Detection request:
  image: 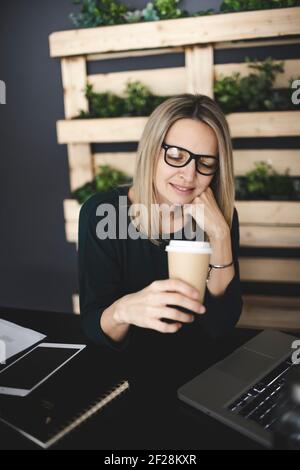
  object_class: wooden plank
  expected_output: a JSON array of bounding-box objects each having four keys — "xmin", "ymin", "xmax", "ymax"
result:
[
  {"xmin": 87, "ymin": 58, "xmax": 299, "ymax": 98},
  {"xmin": 87, "ymin": 47, "xmax": 184, "ymax": 61},
  {"xmin": 185, "ymin": 45, "xmax": 214, "ymax": 97},
  {"xmin": 63, "ymin": 199, "xmax": 81, "ymax": 222},
  {"xmin": 243, "ymin": 295, "xmax": 300, "ymax": 308},
  {"xmin": 61, "ymin": 57, "xmax": 88, "ymax": 119},
  {"xmin": 65, "ymin": 221, "xmax": 78, "ymax": 244},
  {"xmin": 49, "ymin": 7, "xmax": 300, "ymax": 57},
  {"xmin": 88, "ymin": 68, "xmax": 184, "ymax": 96},
  {"xmin": 94, "ymin": 152, "xmax": 136, "ymax": 176},
  {"xmin": 238, "ymin": 295, "xmax": 300, "ymax": 331},
  {"xmin": 239, "ymin": 258, "xmax": 300, "ymax": 283},
  {"xmin": 228, "ymin": 111, "xmax": 300, "ymax": 138},
  {"xmin": 237, "ymin": 297, "xmax": 300, "ymax": 331},
  {"xmin": 215, "ymin": 37, "xmax": 300, "ymax": 50},
  {"xmin": 215, "ymin": 59, "xmax": 300, "ymax": 89},
  {"xmin": 72, "ymin": 294, "xmax": 80, "ymax": 315},
  {"xmin": 57, "ymin": 117, "xmax": 146, "ymax": 144},
  {"xmin": 234, "ymin": 149, "xmax": 300, "ymax": 176},
  {"xmin": 235, "ymin": 201, "xmax": 300, "ymax": 225},
  {"xmin": 240, "ymin": 226, "xmax": 300, "ymax": 248},
  {"xmin": 57, "ymin": 111, "xmax": 300, "ymax": 144},
  {"xmin": 238, "ymin": 310, "xmax": 300, "ymax": 331},
  {"xmin": 67, "ymin": 144, "xmax": 93, "ymax": 190}
]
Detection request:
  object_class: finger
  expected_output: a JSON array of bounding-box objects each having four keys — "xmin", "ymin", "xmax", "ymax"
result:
[
  {"xmin": 150, "ymin": 319, "xmax": 182, "ymax": 334},
  {"xmin": 159, "ymin": 293, "xmax": 205, "ymax": 314},
  {"xmin": 151, "ymin": 279, "xmax": 200, "ymax": 300},
  {"xmin": 159, "ymin": 307, "xmax": 195, "ymax": 323}
]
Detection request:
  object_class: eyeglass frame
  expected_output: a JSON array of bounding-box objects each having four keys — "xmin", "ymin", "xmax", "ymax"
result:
[{"xmin": 161, "ymin": 142, "xmax": 219, "ymax": 176}]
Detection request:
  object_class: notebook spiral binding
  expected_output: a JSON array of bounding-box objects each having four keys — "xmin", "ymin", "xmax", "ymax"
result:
[{"xmin": 46, "ymin": 379, "xmax": 129, "ymax": 448}]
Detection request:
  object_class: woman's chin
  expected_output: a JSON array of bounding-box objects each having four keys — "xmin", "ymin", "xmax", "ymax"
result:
[
  {"xmin": 157, "ymin": 186, "xmax": 195, "ymax": 206},
  {"xmin": 168, "ymin": 195, "xmax": 194, "ymax": 207}
]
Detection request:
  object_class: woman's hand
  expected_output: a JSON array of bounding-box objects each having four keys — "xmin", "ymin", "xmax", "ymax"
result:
[
  {"xmin": 185, "ymin": 187, "xmax": 229, "ymax": 241},
  {"xmin": 112, "ymin": 279, "xmax": 206, "ymax": 334}
]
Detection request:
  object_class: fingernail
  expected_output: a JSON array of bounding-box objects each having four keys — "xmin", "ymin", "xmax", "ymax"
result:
[{"xmin": 200, "ymin": 306, "xmax": 206, "ymax": 314}]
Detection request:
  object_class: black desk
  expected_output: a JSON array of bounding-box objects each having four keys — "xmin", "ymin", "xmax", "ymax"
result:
[{"xmin": 0, "ymin": 306, "xmax": 265, "ymax": 450}]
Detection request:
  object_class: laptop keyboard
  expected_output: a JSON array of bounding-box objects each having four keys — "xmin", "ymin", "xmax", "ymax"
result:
[{"xmin": 228, "ymin": 357, "xmax": 295, "ymax": 430}]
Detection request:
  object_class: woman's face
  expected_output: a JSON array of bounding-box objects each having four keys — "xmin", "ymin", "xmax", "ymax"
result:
[{"xmin": 154, "ymin": 118, "xmax": 218, "ymax": 206}]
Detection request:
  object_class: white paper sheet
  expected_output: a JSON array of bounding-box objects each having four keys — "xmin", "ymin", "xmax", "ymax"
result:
[{"xmin": 0, "ymin": 319, "xmax": 46, "ymax": 364}]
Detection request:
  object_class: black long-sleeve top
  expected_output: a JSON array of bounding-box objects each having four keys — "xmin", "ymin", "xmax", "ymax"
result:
[{"xmin": 78, "ymin": 185, "xmax": 243, "ymax": 352}]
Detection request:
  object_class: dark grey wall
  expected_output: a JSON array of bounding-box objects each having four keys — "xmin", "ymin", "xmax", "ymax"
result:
[
  {"xmin": 0, "ymin": 1, "xmax": 298, "ymax": 314},
  {"xmin": 0, "ymin": 0, "xmax": 223, "ymax": 314}
]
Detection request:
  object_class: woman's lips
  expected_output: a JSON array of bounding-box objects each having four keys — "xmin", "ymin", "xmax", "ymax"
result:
[{"xmin": 170, "ymin": 183, "xmax": 195, "ymax": 195}]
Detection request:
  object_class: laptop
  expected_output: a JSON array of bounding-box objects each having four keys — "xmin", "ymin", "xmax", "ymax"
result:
[{"xmin": 177, "ymin": 329, "xmax": 299, "ymax": 448}]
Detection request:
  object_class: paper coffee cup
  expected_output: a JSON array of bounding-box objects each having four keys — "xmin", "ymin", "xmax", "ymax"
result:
[{"xmin": 165, "ymin": 240, "xmax": 212, "ymax": 303}]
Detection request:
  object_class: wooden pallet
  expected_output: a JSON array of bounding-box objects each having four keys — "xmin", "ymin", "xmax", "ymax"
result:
[
  {"xmin": 238, "ymin": 295, "xmax": 300, "ymax": 331},
  {"xmin": 49, "ymin": 7, "xmax": 300, "ymax": 323}
]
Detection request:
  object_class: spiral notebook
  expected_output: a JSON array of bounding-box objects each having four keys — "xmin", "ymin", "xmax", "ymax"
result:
[
  {"xmin": 0, "ymin": 348, "xmax": 129, "ymax": 449},
  {"xmin": 0, "ymin": 380, "xmax": 129, "ymax": 449}
]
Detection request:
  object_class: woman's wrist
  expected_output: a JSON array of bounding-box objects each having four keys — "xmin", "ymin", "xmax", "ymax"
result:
[
  {"xmin": 100, "ymin": 299, "xmax": 130, "ymax": 343},
  {"xmin": 208, "ymin": 224, "xmax": 230, "ymax": 243},
  {"xmin": 112, "ymin": 298, "xmax": 129, "ymax": 326}
]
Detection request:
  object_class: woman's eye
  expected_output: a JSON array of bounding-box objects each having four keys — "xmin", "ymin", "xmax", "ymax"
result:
[
  {"xmin": 167, "ymin": 153, "xmax": 186, "ymax": 161},
  {"xmin": 200, "ymin": 159, "xmax": 214, "ymax": 168},
  {"xmin": 201, "ymin": 162, "xmax": 213, "ymax": 168}
]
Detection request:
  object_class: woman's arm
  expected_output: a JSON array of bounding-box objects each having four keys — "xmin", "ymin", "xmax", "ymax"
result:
[
  {"xmin": 197, "ymin": 207, "xmax": 243, "ymax": 338},
  {"xmin": 78, "ymin": 192, "xmax": 129, "ymax": 351},
  {"xmin": 79, "ymin": 193, "xmax": 206, "ymax": 350},
  {"xmin": 206, "ymin": 225, "xmax": 235, "ymax": 297},
  {"xmin": 100, "ymin": 279, "xmax": 206, "ymax": 343},
  {"xmin": 100, "ymin": 302, "xmax": 130, "ymax": 343}
]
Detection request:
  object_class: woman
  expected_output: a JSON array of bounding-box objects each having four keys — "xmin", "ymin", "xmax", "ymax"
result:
[{"xmin": 78, "ymin": 94, "xmax": 243, "ymax": 351}]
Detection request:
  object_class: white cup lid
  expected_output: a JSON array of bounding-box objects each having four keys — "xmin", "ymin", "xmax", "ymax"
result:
[{"xmin": 165, "ymin": 240, "xmax": 212, "ymax": 254}]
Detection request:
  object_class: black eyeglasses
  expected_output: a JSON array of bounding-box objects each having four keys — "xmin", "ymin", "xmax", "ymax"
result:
[{"xmin": 162, "ymin": 142, "xmax": 219, "ymax": 176}]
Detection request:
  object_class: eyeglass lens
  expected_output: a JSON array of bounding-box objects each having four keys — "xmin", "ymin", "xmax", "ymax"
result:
[{"xmin": 165, "ymin": 147, "xmax": 218, "ymax": 175}]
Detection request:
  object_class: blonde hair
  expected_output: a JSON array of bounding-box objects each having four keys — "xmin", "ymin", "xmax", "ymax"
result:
[{"xmin": 131, "ymin": 93, "xmax": 235, "ymax": 242}]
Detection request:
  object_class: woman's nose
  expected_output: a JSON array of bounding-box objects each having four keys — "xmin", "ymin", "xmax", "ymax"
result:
[{"xmin": 178, "ymin": 159, "xmax": 196, "ymax": 181}]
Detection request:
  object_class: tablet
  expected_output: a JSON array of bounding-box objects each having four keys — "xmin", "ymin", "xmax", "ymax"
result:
[{"xmin": 0, "ymin": 343, "xmax": 86, "ymax": 397}]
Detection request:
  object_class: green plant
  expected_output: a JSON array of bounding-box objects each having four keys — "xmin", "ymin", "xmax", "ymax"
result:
[
  {"xmin": 70, "ymin": 0, "xmax": 128, "ymax": 28},
  {"xmin": 214, "ymin": 57, "xmax": 297, "ymax": 113},
  {"xmin": 235, "ymin": 161, "xmax": 298, "ymax": 200},
  {"xmin": 72, "ymin": 165, "xmax": 132, "ymax": 203},
  {"xmin": 69, "ymin": 0, "xmax": 188, "ymax": 27},
  {"xmin": 71, "ymin": 181, "xmax": 95, "ymax": 204},
  {"xmin": 142, "ymin": 2, "xmax": 160, "ymax": 21},
  {"xmin": 192, "ymin": 8, "xmax": 216, "ymax": 16},
  {"xmin": 214, "ymin": 73, "xmax": 243, "ymax": 113},
  {"xmin": 141, "ymin": 3, "xmax": 160, "ymax": 21},
  {"xmin": 151, "ymin": 0, "xmax": 186, "ymax": 20},
  {"xmin": 123, "ymin": 80, "xmax": 166, "ymax": 116},
  {"xmin": 123, "ymin": 9, "xmax": 144, "ymax": 23},
  {"xmin": 79, "ymin": 81, "xmax": 167, "ymax": 118},
  {"xmin": 220, "ymin": 0, "xmax": 300, "ymax": 13},
  {"xmin": 79, "ymin": 84, "xmax": 125, "ymax": 118},
  {"xmin": 246, "ymin": 161, "xmax": 274, "ymax": 196},
  {"xmin": 70, "ymin": 0, "xmax": 300, "ymax": 28}
]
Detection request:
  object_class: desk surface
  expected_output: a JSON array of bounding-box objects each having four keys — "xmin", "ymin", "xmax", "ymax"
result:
[{"xmin": 0, "ymin": 306, "xmax": 265, "ymax": 450}]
